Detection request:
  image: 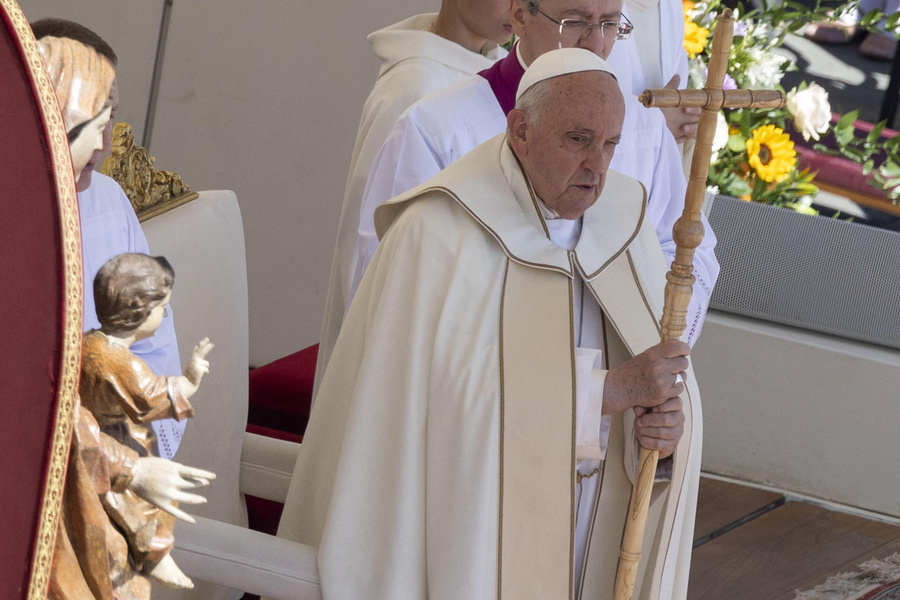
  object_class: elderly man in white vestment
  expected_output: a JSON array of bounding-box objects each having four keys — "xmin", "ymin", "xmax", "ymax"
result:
[
  {"xmin": 316, "ymin": 1, "xmax": 512, "ymax": 391},
  {"xmin": 323, "ymin": 0, "xmax": 719, "ymax": 379},
  {"xmin": 277, "ymin": 50, "xmax": 702, "ymax": 600}
]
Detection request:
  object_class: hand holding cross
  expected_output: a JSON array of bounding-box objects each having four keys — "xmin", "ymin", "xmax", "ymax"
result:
[{"xmin": 612, "ymin": 9, "xmax": 785, "ymax": 600}]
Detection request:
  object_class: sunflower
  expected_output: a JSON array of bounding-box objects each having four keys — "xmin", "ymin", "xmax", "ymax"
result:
[
  {"xmin": 683, "ymin": 20, "xmax": 709, "ymax": 58},
  {"xmin": 746, "ymin": 124, "xmax": 796, "ymax": 183}
]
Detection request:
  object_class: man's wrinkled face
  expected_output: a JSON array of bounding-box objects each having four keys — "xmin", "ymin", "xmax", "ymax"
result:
[
  {"xmin": 512, "ymin": 0, "xmax": 624, "ymax": 66},
  {"xmin": 508, "ymin": 71, "xmax": 624, "ymax": 220},
  {"xmin": 77, "ymin": 79, "xmax": 118, "ymax": 192},
  {"xmin": 70, "ymin": 105, "xmax": 112, "ymax": 188}
]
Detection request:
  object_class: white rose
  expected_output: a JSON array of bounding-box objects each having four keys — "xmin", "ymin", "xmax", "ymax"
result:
[{"xmin": 786, "ymin": 83, "xmax": 832, "ymax": 142}]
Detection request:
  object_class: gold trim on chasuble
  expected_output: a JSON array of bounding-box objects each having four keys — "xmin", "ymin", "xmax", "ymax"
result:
[
  {"xmin": 498, "ymin": 258, "xmax": 576, "ymax": 600},
  {"xmin": 511, "ymin": 138, "xmax": 552, "ymax": 241},
  {"xmin": 2, "ymin": 1, "xmax": 85, "ymax": 598},
  {"xmin": 424, "ymin": 185, "xmax": 573, "ymax": 276}
]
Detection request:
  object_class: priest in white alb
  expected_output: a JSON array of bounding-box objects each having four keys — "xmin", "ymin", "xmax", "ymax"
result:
[
  {"xmin": 276, "ymin": 49, "xmax": 702, "ymax": 600},
  {"xmin": 316, "ymin": 1, "xmax": 511, "ymax": 391}
]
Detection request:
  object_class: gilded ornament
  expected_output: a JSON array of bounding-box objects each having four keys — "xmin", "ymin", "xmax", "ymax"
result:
[{"xmin": 101, "ymin": 123, "xmax": 198, "ymax": 221}]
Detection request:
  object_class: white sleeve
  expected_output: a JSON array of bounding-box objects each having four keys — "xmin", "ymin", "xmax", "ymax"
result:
[
  {"xmin": 575, "ymin": 348, "xmax": 609, "ymax": 461},
  {"xmin": 672, "ymin": 3, "xmax": 689, "ymax": 88},
  {"xmin": 643, "ymin": 122, "xmax": 720, "ymax": 347},
  {"xmin": 350, "ymin": 112, "xmax": 448, "ymax": 311}
]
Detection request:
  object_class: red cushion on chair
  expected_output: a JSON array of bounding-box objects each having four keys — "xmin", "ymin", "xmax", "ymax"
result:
[
  {"xmin": 247, "ymin": 344, "xmax": 318, "ymax": 438},
  {"xmin": 244, "ymin": 423, "xmax": 303, "ymax": 444},
  {"xmin": 244, "ymin": 494, "xmax": 285, "ymax": 538}
]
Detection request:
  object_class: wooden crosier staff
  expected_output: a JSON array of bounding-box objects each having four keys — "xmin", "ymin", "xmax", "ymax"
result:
[{"xmin": 611, "ymin": 9, "xmax": 785, "ymax": 599}]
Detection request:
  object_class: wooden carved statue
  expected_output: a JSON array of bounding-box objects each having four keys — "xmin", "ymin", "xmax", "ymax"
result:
[
  {"xmin": 78, "ymin": 253, "xmax": 214, "ymax": 594},
  {"xmin": 36, "ymin": 36, "xmax": 216, "ymax": 600},
  {"xmin": 53, "ymin": 401, "xmax": 215, "ymax": 600}
]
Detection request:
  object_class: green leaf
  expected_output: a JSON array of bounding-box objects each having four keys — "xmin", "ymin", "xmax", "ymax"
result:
[
  {"xmin": 794, "ymin": 183, "xmax": 820, "ymax": 196},
  {"xmin": 880, "ymin": 160, "xmax": 900, "ymax": 176},
  {"xmin": 884, "ymin": 137, "xmax": 900, "ymax": 153},
  {"xmin": 836, "ymin": 110, "xmax": 860, "ymax": 130},
  {"xmin": 862, "ymin": 159, "xmax": 875, "ymax": 175},
  {"xmin": 835, "ymin": 125, "xmax": 857, "ymax": 148},
  {"xmin": 867, "ymin": 121, "xmax": 887, "ymax": 144},
  {"xmin": 727, "ymin": 133, "xmax": 748, "ymax": 153},
  {"xmin": 724, "ymin": 177, "xmax": 753, "ymax": 198}
]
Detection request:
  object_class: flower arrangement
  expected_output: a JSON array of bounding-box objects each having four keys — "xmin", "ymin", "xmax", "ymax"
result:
[{"xmin": 683, "ymin": 0, "xmax": 900, "ymax": 213}]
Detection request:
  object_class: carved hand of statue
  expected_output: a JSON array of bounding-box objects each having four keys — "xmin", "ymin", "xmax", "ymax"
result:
[
  {"xmin": 185, "ymin": 337, "xmax": 213, "ymax": 385},
  {"xmin": 129, "ymin": 456, "xmax": 216, "ymax": 524}
]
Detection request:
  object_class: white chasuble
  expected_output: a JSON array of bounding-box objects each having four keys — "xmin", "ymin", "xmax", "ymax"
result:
[{"xmin": 278, "ymin": 134, "xmax": 702, "ymax": 600}]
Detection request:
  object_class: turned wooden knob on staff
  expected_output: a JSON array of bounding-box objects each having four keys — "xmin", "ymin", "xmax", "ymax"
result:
[{"xmin": 612, "ymin": 9, "xmax": 784, "ymax": 599}]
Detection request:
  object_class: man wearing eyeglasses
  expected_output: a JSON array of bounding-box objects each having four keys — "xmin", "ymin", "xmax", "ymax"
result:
[{"xmin": 317, "ymin": 0, "xmax": 719, "ymax": 380}]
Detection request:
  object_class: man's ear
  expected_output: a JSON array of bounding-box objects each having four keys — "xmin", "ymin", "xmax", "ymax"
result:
[
  {"xmin": 510, "ymin": 0, "xmax": 527, "ymax": 38},
  {"xmin": 507, "ymin": 108, "xmax": 529, "ymax": 156}
]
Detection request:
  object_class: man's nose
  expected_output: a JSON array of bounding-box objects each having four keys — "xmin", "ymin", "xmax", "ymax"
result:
[
  {"xmin": 578, "ymin": 27, "xmax": 614, "ymax": 59},
  {"xmin": 583, "ymin": 146, "xmax": 610, "ymax": 173}
]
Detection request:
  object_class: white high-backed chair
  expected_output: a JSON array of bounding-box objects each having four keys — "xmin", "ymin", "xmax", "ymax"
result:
[{"xmin": 141, "ymin": 190, "xmax": 321, "ymax": 600}]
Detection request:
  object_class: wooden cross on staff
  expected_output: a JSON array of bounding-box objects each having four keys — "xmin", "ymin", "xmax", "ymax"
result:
[{"xmin": 612, "ymin": 9, "xmax": 785, "ymax": 600}]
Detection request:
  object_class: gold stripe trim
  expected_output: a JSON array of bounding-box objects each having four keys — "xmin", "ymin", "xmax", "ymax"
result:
[
  {"xmin": 579, "ymin": 181, "xmax": 647, "ymax": 281},
  {"xmin": 567, "ymin": 256, "xmax": 577, "ymax": 599},
  {"xmin": 625, "ymin": 249, "xmax": 663, "ymax": 338},
  {"xmin": 137, "ymin": 192, "xmax": 199, "ymax": 222},
  {"xmin": 496, "ymin": 259, "xmax": 509, "ymax": 600},
  {"xmin": 422, "ymin": 185, "xmax": 573, "ymax": 277},
  {"xmin": 512, "ymin": 142, "xmax": 551, "ymax": 240}
]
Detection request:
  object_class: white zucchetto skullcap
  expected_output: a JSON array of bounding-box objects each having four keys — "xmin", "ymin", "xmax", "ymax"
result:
[{"xmin": 516, "ymin": 48, "xmax": 618, "ymax": 101}]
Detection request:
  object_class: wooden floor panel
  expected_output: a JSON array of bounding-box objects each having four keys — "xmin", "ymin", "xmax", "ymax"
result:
[
  {"xmin": 689, "ymin": 478, "xmax": 900, "ymax": 600},
  {"xmin": 693, "ymin": 477, "xmax": 784, "ymax": 541}
]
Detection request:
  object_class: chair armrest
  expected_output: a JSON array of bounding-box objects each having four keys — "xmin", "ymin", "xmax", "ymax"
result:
[
  {"xmin": 240, "ymin": 432, "xmax": 301, "ymax": 502},
  {"xmin": 172, "ymin": 516, "xmax": 321, "ymax": 600}
]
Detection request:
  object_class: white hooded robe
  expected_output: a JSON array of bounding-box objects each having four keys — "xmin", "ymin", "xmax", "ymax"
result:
[{"xmin": 316, "ymin": 14, "xmax": 506, "ymax": 392}]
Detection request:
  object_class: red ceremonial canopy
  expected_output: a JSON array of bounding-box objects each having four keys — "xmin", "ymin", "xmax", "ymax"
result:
[{"xmin": 0, "ymin": 1, "xmax": 83, "ymax": 598}]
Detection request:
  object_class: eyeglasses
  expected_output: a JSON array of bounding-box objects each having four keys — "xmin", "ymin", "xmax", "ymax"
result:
[{"xmin": 535, "ymin": 9, "xmax": 634, "ymax": 42}]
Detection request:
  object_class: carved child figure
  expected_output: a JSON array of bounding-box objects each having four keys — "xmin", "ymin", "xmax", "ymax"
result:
[{"xmin": 79, "ymin": 252, "xmax": 214, "ymax": 589}]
